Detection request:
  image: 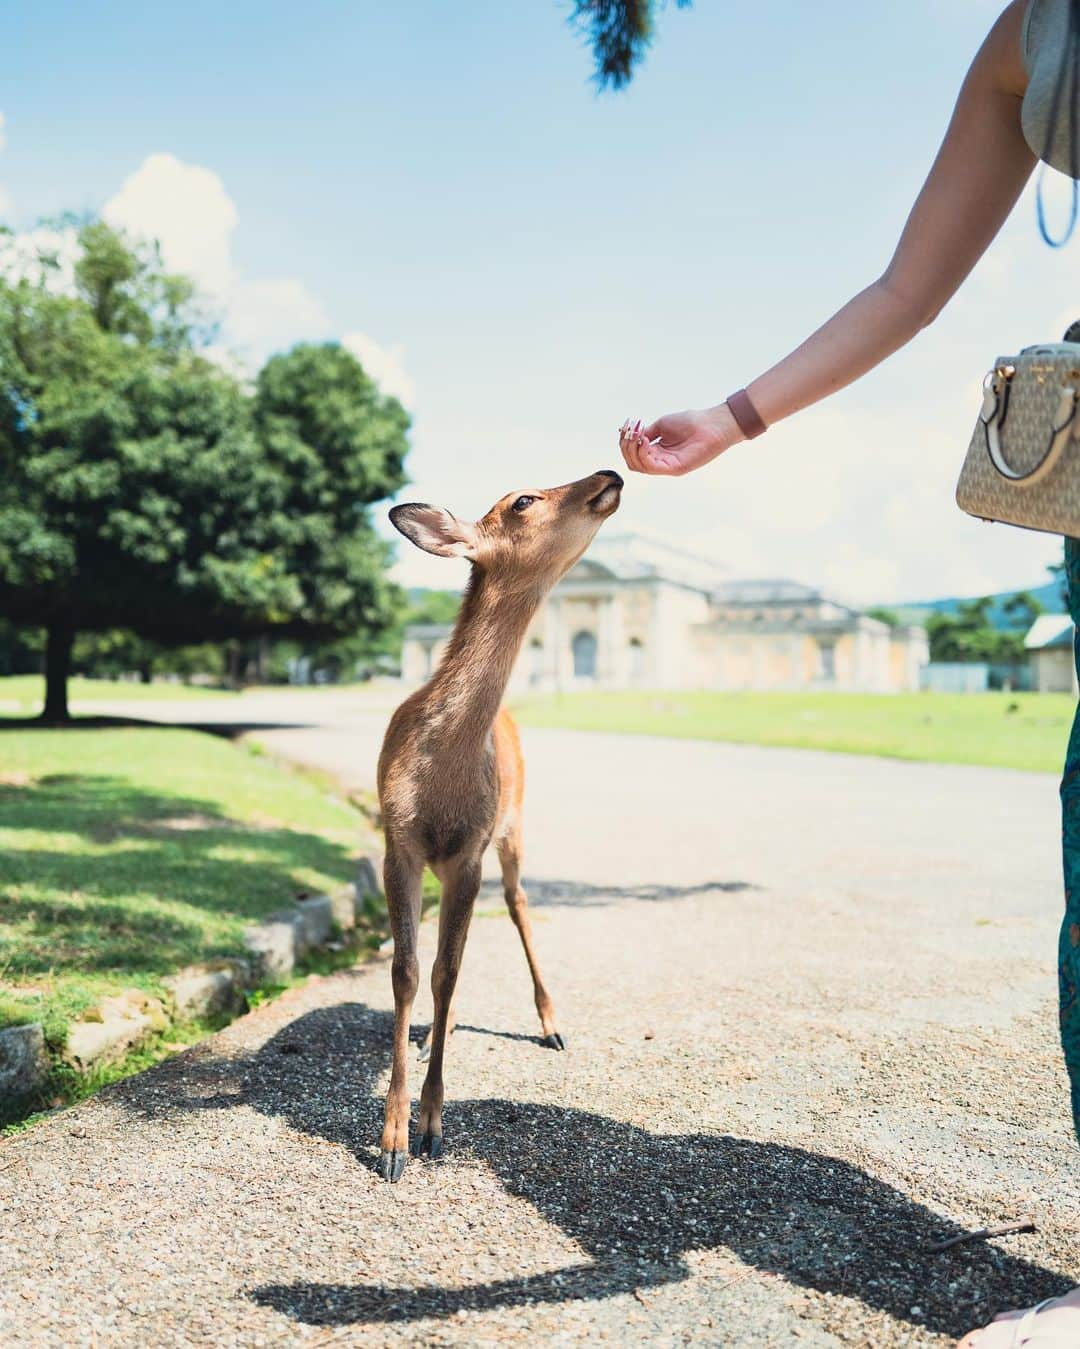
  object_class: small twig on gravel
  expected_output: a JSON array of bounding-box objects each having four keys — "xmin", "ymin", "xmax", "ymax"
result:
[{"xmin": 928, "ymin": 1216, "xmax": 1035, "ymax": 1254}]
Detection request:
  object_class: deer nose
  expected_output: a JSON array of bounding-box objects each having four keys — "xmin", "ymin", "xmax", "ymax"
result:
[{"xmin": 595, "ymin": 469, "xmax": 624, "ymax": 486}]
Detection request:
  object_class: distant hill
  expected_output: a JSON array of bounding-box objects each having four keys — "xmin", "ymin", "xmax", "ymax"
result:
[{"xmin": 886, "ymin": 577, "xmax": 1066, "ymax": 630}]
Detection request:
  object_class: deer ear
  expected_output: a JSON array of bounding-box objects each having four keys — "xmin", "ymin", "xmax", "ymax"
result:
[{"xmin": 389, "ymin": 503, "xmax": 479, "ymax": 559}]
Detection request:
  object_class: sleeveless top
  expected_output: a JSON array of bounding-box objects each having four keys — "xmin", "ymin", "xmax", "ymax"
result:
[{"xmin": 1023, "ymin": 0, "xmax": 1078, "ymax": 177}]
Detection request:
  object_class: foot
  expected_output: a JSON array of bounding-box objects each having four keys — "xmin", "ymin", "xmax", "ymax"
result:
[
  {"xmin": 957, "ymin": 1288, "xmax": 1080, "ymax": 1346},
  {"xmin": 377, "ymin": 1149, "xmax": 408, "ymax": 1183},
  {"xmin": 412, "ymin": 1131, "xmax": 443, "ymax": 1160},
  {"xmin": 540, "ymin": 1031, "xmax": 566, "ymax": 1051}
]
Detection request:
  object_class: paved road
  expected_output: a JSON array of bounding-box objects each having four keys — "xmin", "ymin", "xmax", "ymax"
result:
[{"xmin": 2, "ymin": 691, "xmax": 1078, "ymax": 1346}]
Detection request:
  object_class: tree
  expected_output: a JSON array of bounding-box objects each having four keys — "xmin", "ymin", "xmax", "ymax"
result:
[
  {"xmin": 865, "ymin": 607, "xmax": 900, "ymax": 628},
  {"xmin": 1001, "ymin": 589, "xmax": 1043, "ymax": 631},
  {"xmin": 925, "ymin": 597, "xmax": 1026, "ymax": 665},
  {"xmin": 0, "ymin": 221, "xmax": 408, "ymax": 720},
  {"xmin": 251, "ymin": 341, "xmax": 408, "ymax": 641},
  {"xmin": 569, "ymin": 0, "xmax": 693, "ymax": 89}
]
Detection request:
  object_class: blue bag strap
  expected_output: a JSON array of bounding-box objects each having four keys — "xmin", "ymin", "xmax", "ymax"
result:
[{"xmin": 1037, "ymin": 0, "xmax": 1080, "ymax": 245}]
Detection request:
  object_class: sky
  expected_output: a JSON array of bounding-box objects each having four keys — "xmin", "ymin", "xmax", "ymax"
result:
[{"xmin": 3, "ymin": 0, "xmax": 1078, "ymax": 604}]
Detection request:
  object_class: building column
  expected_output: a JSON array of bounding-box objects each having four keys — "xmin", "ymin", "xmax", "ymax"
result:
[
  {"xmin": 549, "ymin": 598, "xmax": 565, "ymax": 692},
  {"xmin": 598, "ymin": 593, "xmax": 623, "ymax": 688}
]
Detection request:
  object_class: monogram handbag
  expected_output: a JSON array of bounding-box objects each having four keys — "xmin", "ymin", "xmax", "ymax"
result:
[
  {"xmin": 955, "ymin": 325, "xmax": 1080, "ymax": 535},
  {"xmin": 955, "ymin": 1, "xmax": 1080, "ymax": 534}
]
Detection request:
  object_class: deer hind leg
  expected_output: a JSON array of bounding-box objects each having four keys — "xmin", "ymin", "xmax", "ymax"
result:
[
  {"xmin": 415, "ymin": 853, "xmax": 482, "ymax": 1160},
  {"xmin": 379, "ymin": 845, "xmax": 423, "ymax": 1183},
  {"xmin": 496, "ymin": 822, "xmax": 564, "ymax": 1051}
]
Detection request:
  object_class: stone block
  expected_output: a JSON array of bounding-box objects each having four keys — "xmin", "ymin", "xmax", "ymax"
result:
[
  {"xmin": 355, "ymin": 855, "xmax": 383, "ymax": 903},
  {"xmin": 243, "ymin": 918, "xmax": 297, "ymax": 981},
  {"xmin": 296, "ymin": 895, "xmax": 334, "ymax": 950},
  {"xmin": 65, "ymin": 993, "xmax": 164, "ymax": 1070},
  {"xmin": 163, "ymin": 966, "xmax": 244, "ymax": 1020},
  {"xmin": 0, "ymin": 1023, "xmax": 48, "ymax": 1103},
  {"xmin": 329, "ymin": 888, "xmax": 356, "ymax": 931}
]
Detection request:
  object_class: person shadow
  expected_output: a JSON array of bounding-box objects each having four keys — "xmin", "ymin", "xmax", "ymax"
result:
[{"xmin": 123, "ymin": 994, "xmax": 1072, "ymax": 1340}]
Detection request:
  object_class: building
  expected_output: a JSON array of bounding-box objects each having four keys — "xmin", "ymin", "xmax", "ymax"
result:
[
  {"xmin": 401, "ymin": 532, "xmax": 929, "ymax": 694},
  {"xmin": 1025, "ymin": 614, "xmax": 1077, "ymax": 693}
]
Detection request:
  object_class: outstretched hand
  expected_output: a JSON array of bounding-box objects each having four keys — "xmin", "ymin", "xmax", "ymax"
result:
[{"xmin": 618, "ymin": 404, "xmax": 742, "ymax": 477}]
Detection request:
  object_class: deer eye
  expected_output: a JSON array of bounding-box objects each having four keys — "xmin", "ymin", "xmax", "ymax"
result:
[{"xmin": 511, "ymin": 495, "xmax": 536, "ymax": 513}]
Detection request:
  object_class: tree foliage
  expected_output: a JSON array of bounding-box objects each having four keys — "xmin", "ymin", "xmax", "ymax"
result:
[
  {"xmin": 0, "ymin": 219, "xmax": 409, "ymax": 719},
  {"xmin": 569, "ymin": 0, "xmax": 693, "ymax": 89},
  {"xmin": 925, "ymin": 595, "xmax": 1037, "ymax": 665}
]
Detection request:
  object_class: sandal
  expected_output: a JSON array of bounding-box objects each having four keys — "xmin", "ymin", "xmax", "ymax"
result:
[{"xmin": 958, "ymin": 1290, "xmax": 1080, "ymax": 1347}]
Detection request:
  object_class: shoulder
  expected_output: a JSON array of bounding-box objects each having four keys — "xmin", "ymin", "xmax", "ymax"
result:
[{"xmin": 974, "ymin": 1, "xmax": 1031, "ymax": 98}]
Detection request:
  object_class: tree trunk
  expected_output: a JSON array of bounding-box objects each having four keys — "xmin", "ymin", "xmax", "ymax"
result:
[
  {"xmin": 42, "ymin": 620, "xmax": 74, "ymax": 723},
  {"xmin": 139, "ymin": 662, "xmax": 153, "ymax": 685}
]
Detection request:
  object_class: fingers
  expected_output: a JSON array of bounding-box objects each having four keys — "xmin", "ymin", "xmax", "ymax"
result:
[{"xmin": 619, "ymin": 418, "xmax": 647, "ymax": 473}]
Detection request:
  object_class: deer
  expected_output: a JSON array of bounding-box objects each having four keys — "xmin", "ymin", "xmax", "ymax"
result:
[{"xmin": 375, "ymin": 468, "xmax": 624, "ymax": 1182}]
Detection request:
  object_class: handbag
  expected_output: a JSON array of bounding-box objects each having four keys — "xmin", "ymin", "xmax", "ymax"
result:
[
  {"xmin": 955, "ymin": 325, "xmax": 1080, "ymax": 535},
  {"xmin": 955, "ymin": 2, "xmax": 1080, "ymax": 534}
]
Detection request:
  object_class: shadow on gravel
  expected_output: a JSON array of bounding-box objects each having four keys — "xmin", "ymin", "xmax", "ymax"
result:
[
  {"xmin": 117, "ymin": 997, "xmax": 1072, "ymax": 1340},
  {"xmin": 478, "ymin": 877, "xmax": 761, "ymax": 908}
]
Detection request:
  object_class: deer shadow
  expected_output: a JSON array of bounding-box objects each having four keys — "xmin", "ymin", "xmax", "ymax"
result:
[
  {"xmin": 117, "ymin": 995, "xmax": 1072, "ymax": 1339},
  {"xmin": 479, "ymin": 876, "xmax": 761, "ymax": 909}
]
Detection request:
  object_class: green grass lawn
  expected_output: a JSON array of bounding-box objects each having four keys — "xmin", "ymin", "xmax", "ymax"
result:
[
  {"xmin": 513, "ymin": 690, "xmax": 1078, "ymax": 775},
  {"xmin": 0, "ymin": 727, "xmax": 373, "ymax": 1045},
  {"xmin": 0, "ymin": 675, "xmax": 237, "ymax": 717}
]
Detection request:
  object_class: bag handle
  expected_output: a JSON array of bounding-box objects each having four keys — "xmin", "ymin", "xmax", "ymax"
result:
[
  {"xmin": 980, "ymin": 365, "xmax": 1080, "ymax": 482},
  {"xmin": 1037, "ymin": 0, "xmax": 1080, "ymax": 246}
]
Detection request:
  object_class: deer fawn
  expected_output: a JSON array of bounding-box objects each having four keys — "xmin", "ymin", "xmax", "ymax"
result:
[{"xmin": 376, "ymin": 468, "xmax": 623, "ymax": 1181}]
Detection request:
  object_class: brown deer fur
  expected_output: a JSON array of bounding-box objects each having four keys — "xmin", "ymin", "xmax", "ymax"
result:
[{"xmin": 376, "ymin": 469, "xmax": 623, "ymax": 1181}]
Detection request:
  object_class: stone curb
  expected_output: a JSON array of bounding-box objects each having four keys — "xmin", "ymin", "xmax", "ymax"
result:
[
  {"xmin": 65, "ymin": 991, "xmax": 169, "ymax": 1071},
  {"xmin": 0, "ymin": 1023, "xmax": 49, "ymax": 1104},
  {"xmin": 242, "ymin": 857, "xmax": 384, "ymax": 982},
  {"xmin": 53, "ymin": 856, "xmax": 387, "ymax": 1076}
]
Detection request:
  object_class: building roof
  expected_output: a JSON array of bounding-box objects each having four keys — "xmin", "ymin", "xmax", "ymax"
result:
[
  {"xmin": 565, "ymin": 531, "xmax": 727, "ymax": 593},
  {"xmin": 1025, "ymin": 614, "xmax": 1074, "ymax": 650},
  {"xmin": 712, "ymin": 578, "xmax": 824, "ymax": 605}
]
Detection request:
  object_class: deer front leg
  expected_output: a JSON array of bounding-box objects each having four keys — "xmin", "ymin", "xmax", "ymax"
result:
[
  {"xmin": 379, "ymin": 846, "xmax": 422, "ymax": 1183},
  {"xmin": 496, "ymin": 827, "xmax": 564, "ymax": 1050},
  {"xmin": 415, "ymin": 854, "xmax": 482, "ymax": 1160}
]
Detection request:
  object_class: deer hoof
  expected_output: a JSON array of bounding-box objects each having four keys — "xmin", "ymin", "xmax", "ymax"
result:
[
  {"xmin": 412, "ymin": 1132, "xmax": 443, "ymax": 1160},
  {"xmin": 541, "ymin": 1032, "xmax": 566, "ymax": 1051},
  {"xmin": 378, "ymin": 1148, "xmax": 408, "ymax": 1183}
]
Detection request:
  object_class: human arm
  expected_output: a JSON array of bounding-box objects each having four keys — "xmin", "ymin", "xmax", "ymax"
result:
[{"xmin": 620, "ymin": 0, "xmax": 1037, "ymax": 476}]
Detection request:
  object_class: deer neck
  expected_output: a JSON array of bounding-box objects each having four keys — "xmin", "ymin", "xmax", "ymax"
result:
[{"xmin": 424, "ymin": 567, "xmax": 545, "ymax": 748}]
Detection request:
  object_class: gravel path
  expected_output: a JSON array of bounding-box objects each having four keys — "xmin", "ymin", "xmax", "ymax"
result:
[{"xmin": 2, "ymin": 692, "xmax": 1077, "ymax": 1346}]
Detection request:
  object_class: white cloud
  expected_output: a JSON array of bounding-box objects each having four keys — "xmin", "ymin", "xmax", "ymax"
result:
[
  {"xmin": 343, "ymin": 331, "xmax": 415, "ymax": 406},
  {"xmin": 104, "ymin": 153, "xmax": 237, "ymax": 293},
  {"xmin": 0, "ymin": 224, "xmax": 79, "ymax": 291},
  {"xmin": 228, "ymin": 278, "xmax": 330, "ymax": 356},
  {"xmin": 100, "ymin": 153, "xmax": 413, "ymax": 385}
]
